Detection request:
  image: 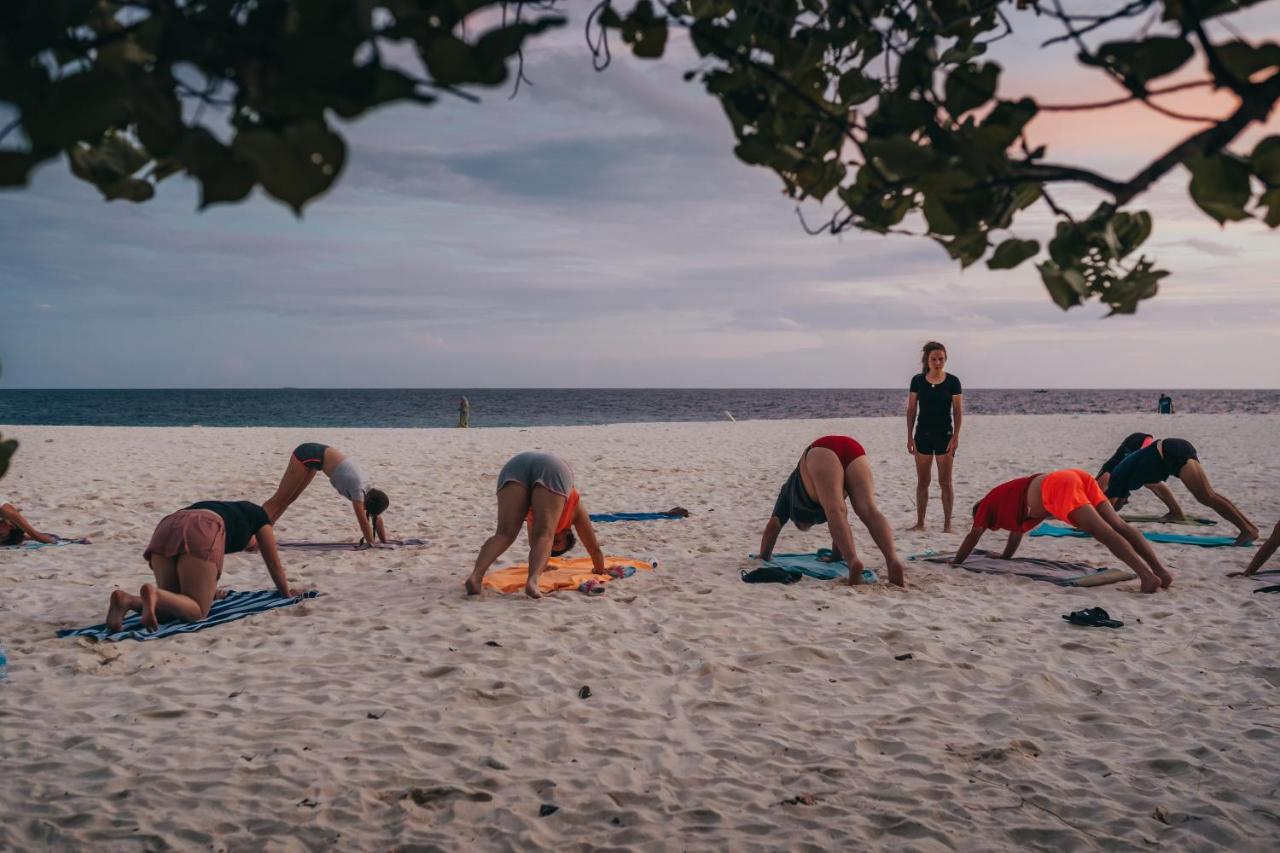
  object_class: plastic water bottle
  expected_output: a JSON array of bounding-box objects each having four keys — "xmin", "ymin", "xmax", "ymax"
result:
[{"xmin": 0, "ymin": 642, "xmax": 8, "ymax": 683}]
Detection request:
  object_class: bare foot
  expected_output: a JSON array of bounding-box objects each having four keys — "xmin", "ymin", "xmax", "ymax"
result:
[
  {"xmin": 845, "ymin": 559, "xmax": 866, "ymax": 586},
  {"xmin": 887, "ymin": 560, "xmax": 908, "ymax": 588},
  {"xmin": 1138, "ymin": 574, "xmax": 1161, "ymax": 594},
  {"xmin": 1236, "ymin": 525, "xmax": 1259, "ymax": 546},
  {"xmin": 463, "ymin": 576, "xmax": 484, "ymax": 597},
  {"xmin": 906, "ymin": 522, "xmax": 925, "ymax": 532},
  {"xmin": 140, "ymin": 583, "xmax": 160, "ymax": 631},
  {"xmin": 524, "ymin": 580, "xmax": 543, "ymax": 599},
  {"xmin": 106, "ymin": 589, "xmax": 132, "ymax": 633},
  {"xmin": 1160, "ymin": 513, "xmax": 1187, "ymax": 523},
  {"xmin": 1153, "ymin": 566, "xmax": 1174, "ymax": 589},
  {"xmin": 942, "ymin": 523, "xmax": 954, "ymax": 534}
]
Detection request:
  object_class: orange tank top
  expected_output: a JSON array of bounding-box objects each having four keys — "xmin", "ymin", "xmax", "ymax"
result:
[{"xmin": 525, "ymin": 489, "xmax": 580, "ymax": 535}]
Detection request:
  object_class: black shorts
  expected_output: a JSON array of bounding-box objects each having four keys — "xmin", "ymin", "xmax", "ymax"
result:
[
  {"xmin": 292, "ymin": 442, "xmax": 329, "ymax": 471},
  {"xmin": 914, "ymin": 430, "xmax": 952, "ymax": 455},
  {"xmin": 1162, "ymin": 438, "xmax": 1198, "ymax": 476}
]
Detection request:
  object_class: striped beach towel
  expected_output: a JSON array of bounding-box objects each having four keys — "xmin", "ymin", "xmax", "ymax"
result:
[{"xmin": 57, "ymin": 589, "xmax": 319, "ymax": 642}]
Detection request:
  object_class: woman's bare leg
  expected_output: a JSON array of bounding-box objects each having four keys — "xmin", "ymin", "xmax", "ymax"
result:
[
  {"xmin": 525, "ymin": 486, "xmax": 567, "ymax": 599},
  {"xmin": 1066, "ymin": 505, "xmax": 1162, "ymax": 593},
  {"xmin": 1177, "ymin": 460, "xmax": 1258, "ymax": 544},
  {"xmin": 1144, "ymin": 483, "xmax": 1186, "ymax": 520},
  {"xmin": 465, "ymin": 483, "xmax": 529, "ymax": 596},
  {"xmin": 263, "ymin": 458, "xmax": 317, "ymax": 523},
  {"xmin": 1244, "ymin": 520, "xmax": 1280, "ymax": 576},
  {"xmin": 105, "ymin": 588, "xmax": 144, "ymax": 632},
  {"xmin": 909, "ymin": 452, "xmax": 931, "ymax": 530},
  {"xmin": 846, "ymin": 457, "xmax": 907, "ymax": 587},
  {"xmin": 1096, "ymin": 500, "xmax": 1173, "ymax": 588},
  {"xmin": 140, "ymin": 554, "xmax": 218, "ymax": 631},
  {"xmin": 936, "ymin": 452, "xmax": 956, "ymax": 532}
]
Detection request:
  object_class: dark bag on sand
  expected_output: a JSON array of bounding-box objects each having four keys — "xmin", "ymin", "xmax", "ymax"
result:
[{"xmin": 741, "ymin": 566, "xmax": 802, "ymax": 584}]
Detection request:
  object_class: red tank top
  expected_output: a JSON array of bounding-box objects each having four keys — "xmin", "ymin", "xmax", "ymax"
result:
[
  {"xmin": 974, "ymin": 476, "xmax": 1039, "ymax": 532},
  {"xmin": 525, "ymin": 489, "xmax": 580, "ymax": 535}
]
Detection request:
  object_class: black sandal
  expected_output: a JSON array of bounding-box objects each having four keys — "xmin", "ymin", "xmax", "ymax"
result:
[{"xmin": 1063, "ymin": 607, "xmax": 1123, "ymax": 628}]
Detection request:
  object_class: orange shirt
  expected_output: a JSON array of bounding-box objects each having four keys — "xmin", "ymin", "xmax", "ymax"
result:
[{"xmin": 525, "ymin": 489, "xmax": 580, "ymax": 535}]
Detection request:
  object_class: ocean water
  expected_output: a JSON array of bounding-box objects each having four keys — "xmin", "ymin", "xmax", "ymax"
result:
[{"xmin": 0, "ymin": 388, "xmax": 1276, "ymax": 428}]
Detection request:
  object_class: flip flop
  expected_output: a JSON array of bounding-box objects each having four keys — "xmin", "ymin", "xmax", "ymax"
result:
[
  {"xmin": 1253, "ymin": 585, "xmax": 1280, "ymax": 594},
  {"xmin": 578, "ymin": 579, "xmax": 606, "ymax": 596},
  {"xmin": 1062, "ymin": 607, "xmax": 1124, "ymax": 628}
]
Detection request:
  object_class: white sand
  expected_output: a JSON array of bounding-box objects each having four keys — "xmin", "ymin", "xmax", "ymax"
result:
[{"xmin": 1, "ymin": 413, "xmax": 1277, "ymax": 850}]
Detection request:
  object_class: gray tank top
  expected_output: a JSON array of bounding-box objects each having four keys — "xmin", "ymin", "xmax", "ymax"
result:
[{"xmin": 329, "ymin": 458, "xmax": 368, "ymax": 502}]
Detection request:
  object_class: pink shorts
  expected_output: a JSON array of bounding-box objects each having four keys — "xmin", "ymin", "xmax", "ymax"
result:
[
  {"xmin": 1041, "ymin": 469, "xmax": 1108, "ymax": 523},
  {"xmin": 143, "ymin": 510, "xmax": 226, "ymax": 574}
]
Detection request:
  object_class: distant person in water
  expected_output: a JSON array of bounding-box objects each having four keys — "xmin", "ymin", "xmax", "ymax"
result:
[
  {"xmin": 1104, "ymin": 438, "xmax": 1257, "ymax": 544},
  {"xmin": 955, "ymin": 470, "xmax": 1173, "ymax": 593},
  {"xmin": 466, "ymin": 452, "xmax": 606, "ymax": 599},
  {"xmin": 1241, "ymin": 521, "xmax": 1280, "ymax": 577},
  {"xmin": 1158, "ymin": 394, "xmax": 1173, "ymax": 414},
  {"xmin": 906, "ymin": 341, "xmax": 963, "ymax": 532},
  {"xmin": 106, "ymin": 500, "xmax": 302, "ymax": 632},
  {"xmin": 458, "ymin": 396, "xmax": 470, "ymax": 428},
  {"xmin": 0, "ymin": 501, "xmax": 56, "ymax": 546},
  {"xmin": 758, "ymin": 435, "xmax": 908, "ymax": 587},
  {"xmin": 1096, "ymin": 432, "xmax": 1187, "ymax": 521},
  {"xmin": 263, "ymin": 443, "xmax": 389, "ymax": 545}
]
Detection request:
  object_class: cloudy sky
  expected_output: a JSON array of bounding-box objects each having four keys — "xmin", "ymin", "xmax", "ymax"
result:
[{"xmin": 1, "ymin": 3, "xmax": 1277, "ymax": 389}]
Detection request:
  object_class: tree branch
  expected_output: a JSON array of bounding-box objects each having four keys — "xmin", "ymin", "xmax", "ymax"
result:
[{"xmin": 1037, "ymin": 79, "xmax": 1213, "ymax": 111}]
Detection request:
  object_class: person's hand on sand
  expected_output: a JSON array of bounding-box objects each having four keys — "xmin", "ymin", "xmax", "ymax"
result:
[{"xmin": 33, "ymin": 532, "xmax": 57, "ymax": 544}]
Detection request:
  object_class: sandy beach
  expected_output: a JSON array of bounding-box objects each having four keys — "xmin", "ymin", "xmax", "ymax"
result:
[{"xmin": 1, "ymin": 412, "xmax": 1278, "ymax": 851}]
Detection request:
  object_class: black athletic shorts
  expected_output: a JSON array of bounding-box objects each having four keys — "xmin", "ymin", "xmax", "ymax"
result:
[
  {"xmin": 914, "ymin": 430, "xmax": 953, "ymax": 456},
  {"xmin": 292, "ymin": 442, "xmax": 329, "ymax": 471},
  {"xmin": 1161, "ymin": 438, "xmax": 1198, "ymax": 477}
]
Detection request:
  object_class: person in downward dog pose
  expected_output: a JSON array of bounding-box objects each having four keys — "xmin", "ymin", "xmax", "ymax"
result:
[
  {"xmin": 106, "ymin": 500, "xmax": 301, "ymax": 631},
  {"xmin": 1096, "ymin": 432, "xmax": 1186, "ymax": 521},
  {"xmin": 906, "ymin": 341, "xmax": 963, "ymax": 532},
  {"xmin": 758, "ymin": 435, "xmax": 908, "ymax": 587},
  {"xmin": 466, "ymin": 451, "xmax": 606, "ymax": 599},
  {"xmin": 1241, "ymin": 521, "xmax": 1280, "ymax": 577},
  {"xmin": 263, "ymin": 443, "xmax": 389, "ymax": 546},
  {"xmin": 0, "ymin": 501, "xmax": 56, "ymax": 546},
  {"xmin": 1103, "ymin": 438, "xmax": 1257, "ymax": 545},
  {"xmin": 954, "ymin": 469, "xmax": 1173, "ymax": 593}
]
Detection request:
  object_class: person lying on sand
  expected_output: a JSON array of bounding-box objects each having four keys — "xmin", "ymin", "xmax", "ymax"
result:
[
  {"xmin": 106, "ymin": 500, "xmax": 302, "ymax": 632},
  {"xmin": 758, "ymin": 435, "xmax": 907, "ymax": 587},
  {"xmin": 1096, "ymin": 432, "xmax": 1187, "ymax": 521},
  {"xmin": 1104, "ymin": 438, "xmax": 1258, "ymax": 545},
  {"xmin": 954, "ymin": 469, "xmax": 1173, "ymax": 594},
  {"xmin": 465, "ymin": 452, "xmax": 606, "ymax": 599},
  {"xmin": 262, "ymin": 443, "xmax": 389, "ymax": 546},
  {"xmin": 1241, "ymin": 521, "xmax": 1280, "ymax": 577},
  {"xmin": 0, "ymin": 501, "xmax": 56, "ymax": 545}
]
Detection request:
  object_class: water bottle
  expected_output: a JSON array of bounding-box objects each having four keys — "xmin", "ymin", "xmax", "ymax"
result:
[{"xmin": 0, "ymin": 642, "xmax": 8, "ymax": 682}]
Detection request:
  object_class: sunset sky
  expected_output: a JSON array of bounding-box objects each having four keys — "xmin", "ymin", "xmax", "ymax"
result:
[{"xmin": 1, "ymin": 3, "xmax": 1277, "ymax": 389}]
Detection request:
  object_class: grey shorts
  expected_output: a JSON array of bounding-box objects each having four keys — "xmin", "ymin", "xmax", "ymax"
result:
[{"xmin": 497, "ymin": 452, "xmax": 574, "ymax": 497}]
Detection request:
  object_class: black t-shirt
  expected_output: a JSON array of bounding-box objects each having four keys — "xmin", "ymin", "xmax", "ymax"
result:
[
  {"xmin": 771, "ymin": 467, "xmax": 827, "ymax": 528},
  {"xmin": 187, "ymin": 500, "xmax": 270, "ymax": 553},
  {"xmin": 909, "ymin": 373, "xmax": 962, "ymax": 434}
]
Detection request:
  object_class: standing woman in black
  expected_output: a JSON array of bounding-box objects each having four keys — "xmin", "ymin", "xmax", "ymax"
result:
[{"xmin": 906, "ymin": 341, "xmax": 964, "ymax": 532}]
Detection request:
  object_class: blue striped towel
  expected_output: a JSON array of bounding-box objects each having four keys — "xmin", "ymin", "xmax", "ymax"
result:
[
  {"xmin": 1031, "ymin": 523, "xmax": 1249, "ymax": 548},
  {"xmin": 589, "ymin": 512, "xmax": 685, "ymax": 523},
  {"xmin": 57, "ymin": 589, "xmax": 319, "ymax": 642},
  {"xmin": 752, "ymin": 550, "xmax": 879, "ymax": 583}
]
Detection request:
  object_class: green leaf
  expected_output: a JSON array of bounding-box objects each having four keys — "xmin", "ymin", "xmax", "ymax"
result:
[
  {"xmin": 232, "ymin": 120, "xmax": 346, "ymax": 214},
  {"xmin": 944, "ymin": 62, "xmax": 999, "ymax": 116},
  {"xmin": 939, "ymin": 231, "xmax": 989, "ymax": 267},
  {"xmin": 1251, "ymin": 136, "xmax": 1280, "ymax": 185},
  {"xmin": 1257, "ymin": 187, "xmax": 1280, "ymax": 228},
  {"xmin": 1217, "ymin": 40, "xmax": 1280, "ymax": 82},
  {"xmin": 1186, "ymin": 152, "xmax": 1252, "ymax": 223},
  {"xmin": 175, "ymin": 128, "xmax": 255, "ymax": 209},
  {"xmin": 1039, "ymin": 262, "xmax": 1086, "ymax": 310},
  {"xmin": 421, "ymin": 35, "xmax": 479, "ymax": 86},
  {"xmin": 987, "ymin": 238, "xmax": 1039, "ymax": 269},
  {"xmin": 1095, "ymin": 37, "xmax": 1194, "ymax": 86},
  {"xmin": 0, "ymin": 151, "xmax": 47, "ymax": 187},
  {"xmin": 837, "ymin": 68, "xmax": 878, "ymax": 105}
]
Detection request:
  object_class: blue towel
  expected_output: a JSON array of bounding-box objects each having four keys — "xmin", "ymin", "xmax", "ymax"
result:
[
  {"xmin": 1031, "ymin": 523, "xmax": 1249, "ymax": 548},
  {"xmin": 57, "ymin": 589, "xmax": 319, "ymax": 642},
  {"xmin": 755, "ymin": 550, "xmax": 879, "ymax": 583},
  {"xmin": 2, "ymin": 537, "xmax": 90, "ymax": 551},
  {"xmin": 589, "ymin": 512, "xmax": 685, "ymax": 523}
]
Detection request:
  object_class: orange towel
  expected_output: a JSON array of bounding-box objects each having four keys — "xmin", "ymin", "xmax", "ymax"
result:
[{"xmin": 482, "ymin": 556, "xmax": 656, "ymax": 594}]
